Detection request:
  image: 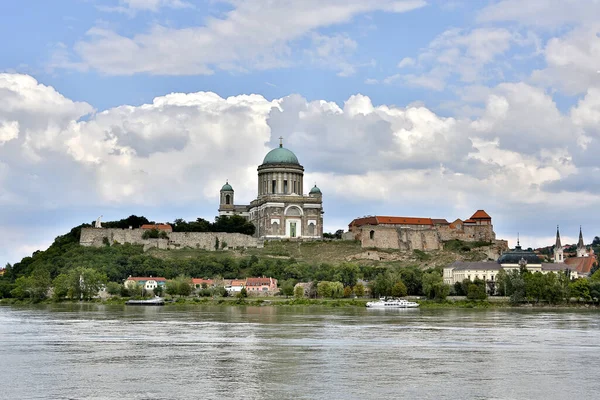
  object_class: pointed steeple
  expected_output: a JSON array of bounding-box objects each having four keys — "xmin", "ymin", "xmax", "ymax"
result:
[
  {"xmin": 554, "ymin": 225, "xmax": 564, "ymax": 263},
  {"xmin": 578, "ymin": 226, "xmax": 584, "ymax": 248},
  {"xmin": 577, "ymin": 226, "xmax": 587, "ymax": 257}
]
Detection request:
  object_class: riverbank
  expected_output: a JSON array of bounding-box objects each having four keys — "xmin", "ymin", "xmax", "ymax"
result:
[{"xmin": 2, "ymin": 296, "xmax": 599, "ymax": 309}]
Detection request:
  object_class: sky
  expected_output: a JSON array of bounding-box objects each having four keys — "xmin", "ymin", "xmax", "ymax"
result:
[{"xmin": 1, "ymin": 0, "xmax": 600, "ymax": 266}]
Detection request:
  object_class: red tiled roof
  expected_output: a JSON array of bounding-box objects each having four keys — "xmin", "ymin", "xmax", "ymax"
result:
[
  {"xmin": 470, "ymin": 210, "xmax": 491, "ymax": 220},
  {"xmin": 126, "ymin": 276, "xmax": 166, "ymax": 282},
  {"xmin": 375, "ymin": 216, "xmax": 433, "ymax": 225},
  {"xmin": 432, "ymin": 219, "xmax": 449, "ymax": 225},
  {"xmin": 140, "ymin": 224, "xmax": 173, "ymax": 232},
  {"xmin": 463, "ymin": 219, "xmax": 476, "ymax": 224},
  {"xmin": 231, "ymin": 279, "xmax": 246, "ymax": 286},
  {"xmin": 192, "ymin": 278, "xmax": 214, "ymax": 285},
  {"xmin": 246, "ymin": 277, "xmax": 275, "ymax": 286},
  {"xmin": 349, "ymin": 216, "xmax": 433, "ymax": 227},
  {"xmin": 565, "ymin": 257, "xmax": 597, "ymax": 274}
]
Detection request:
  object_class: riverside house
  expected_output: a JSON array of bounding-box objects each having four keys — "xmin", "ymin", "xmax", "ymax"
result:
[
  {"xmin": 124, "ymin": 276, "xmax": 167, "ymax": 290},
  {"xmin": 245, "ymin": 277, "xmax": 278, "ymax": 294}
]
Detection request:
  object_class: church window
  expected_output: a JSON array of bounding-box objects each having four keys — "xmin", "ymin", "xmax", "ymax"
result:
[
  {"xmin": 293, "ymin": 181, "xmax": 297, "ymax": 194},
  {"xmin": 272, "ymin": 180, "xmax": 276, "ymax": 194},
  {"xmin": 308, "ymin": 223, "xmax": 315, "ymax": 236},
  {"xmin": 369, "ymin": 230, "xmax": 375, "ymax": 240},
  {"xmin": 272, "ymin": 221, "xmax": 279, "ymax": 234},
  {"xmin": 225, "ymin": 194, "xmax": 231, "ymax": 205},
  {"xmin": 284, "ymin": 180, "xmax": 288, "ymax": 193}
]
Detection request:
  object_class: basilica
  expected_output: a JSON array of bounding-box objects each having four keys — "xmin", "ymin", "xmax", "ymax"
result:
[{"xmin": 218, "ymin": 139, "xmax": 324, "ymax": 239}]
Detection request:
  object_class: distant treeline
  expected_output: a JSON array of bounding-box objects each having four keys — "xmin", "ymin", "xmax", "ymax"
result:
[
  {"xmin": 0, "ymin": 217, "xmax": 443, "ymax": 300},
  {"xmin": 98, "ymin": 214, "xmax": 255, "ymax": 235}
]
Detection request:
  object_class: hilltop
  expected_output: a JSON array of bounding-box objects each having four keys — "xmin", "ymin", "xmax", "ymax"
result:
[{"xmin": 0, "ymin": 218, "xmax": 497, "ymax": 300}]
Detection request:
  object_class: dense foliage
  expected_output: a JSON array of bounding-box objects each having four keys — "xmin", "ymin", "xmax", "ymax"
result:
[{"xmin": 0, "ymin": 219, "xmax": 440, "ymax": 301}]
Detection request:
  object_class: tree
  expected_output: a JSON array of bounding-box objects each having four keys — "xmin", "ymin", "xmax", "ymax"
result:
[
  {"xmin": 343, "ymin": 286, "xmax": 353, "ymax": 298},
  {"xmin": 391, "ymin": 281, "xmax": 408, "ymax": 297},
  {"xmin": 280, "ymin": 279, "xmax": 297, "ymax": 297},
  {"xmin": 11, "ymin": 269, "xmax": 51, "ymax": 301},
  {"xmin": 353, "ymin": 283, "xmax": 365, "ymax": 297},
  {"xmin": 106, "ymin": 282, "xmax": 122, "ymax": 296},
  {"xmin": 334, "ymin": 263, "xmax": 359, "ymax": 287},
  {"xmin": 238, "ymin": 287, "xmax": 248, "ymax": 298},
  {"xmin": 153, "ymin": 284, "xmax": 163, "ymax": 297},
  {"xmin": 398, "ymin": 266, "xmax": 423, "ymax": 295},
  {"xmin": 127, "ymin": 282, "xmax": 143, "ymax": 298},
  {"xmin": 466, "ymin": 283, "xmax": 487, "ymax": 300},
  {"xmin": 52, "ymin": 273, "xmax": 71, "ymax": 301},
  {"xmin": 570, "ymin": 279, "xmax": 591, "ymax": 302},
  {"xmin": 294, "ymin": 285, "xmax": 305, "ymax": 298},
  {"xmin": 422, "ymin": 271, "xmax": 443, "ymax": 300},
  {"xmin": 330, "ymin": 282, "xmax": 344, "ymax": 298},
  {"xmin": 370, "ymin": 274, "xmax": 392, "ymax": 298},
  {"xmin": 317, "ymin": 281, "xmax": 332, "ymax": 298}
]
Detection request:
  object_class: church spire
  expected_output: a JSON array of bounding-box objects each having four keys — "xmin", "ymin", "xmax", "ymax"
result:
[
  {"xmin": 577, "ymin": 225, "xmax": 587, "ymax": 257},
  {"xmin": 578, "ymin": 226, "xmax": 584, "ymax": 248},
  {"xmin": 554, "ymin": 225, "xmax": 564, "ymax": 263},
  {"xmin": 279, "ymin": 136, "xmax": 283, "ymax": 148}
]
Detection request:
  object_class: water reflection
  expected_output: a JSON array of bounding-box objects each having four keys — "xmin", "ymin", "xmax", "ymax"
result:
[{"xmin": 1, "ymin": 305, "xmax": 599, "ymax": 399}]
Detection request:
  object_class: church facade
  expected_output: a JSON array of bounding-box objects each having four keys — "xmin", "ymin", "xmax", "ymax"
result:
[{"xmin": 218, "ymin": 140, "xmax": 323, "ymax": 240}]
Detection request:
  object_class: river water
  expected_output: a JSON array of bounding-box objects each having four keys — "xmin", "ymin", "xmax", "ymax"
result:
[{"xmin": 1, "ymin": 304, "xmax": 599, "ymax": 400}]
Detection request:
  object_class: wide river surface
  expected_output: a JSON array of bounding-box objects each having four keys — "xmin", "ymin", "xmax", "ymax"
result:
[{"xmin": 1, "ymin": 304, "xmax": 599, "ymax": 399}]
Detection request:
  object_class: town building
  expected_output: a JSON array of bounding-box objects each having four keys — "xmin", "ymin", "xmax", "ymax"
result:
[
  {"xmin": 348, "ymin": 210, "xmax": 500, "ymax": 251},
  {"xmin": 245, "ymin": 277, "xmax": 278, "ymax": 294},
  {"xmin": 224, "ymin": 279, "xmax": 246, "ymax": 294},
  {"xmin": 555, "ymin": 226, "xmax": 597, "ymax": 275},
  {"xmin": 191, "ymin": 278, "xmax": 214, "ymax": 289},
  {"xmin": 124, "ymin": 276, "xmax": 167, "ymax": 290},
  {"xmin": 444, "ymin": 233, "xmax": 584, "ymax": 293},
  {"xmin": 218, "ymin": 138, "xmax": 323, "ymax": 240}
]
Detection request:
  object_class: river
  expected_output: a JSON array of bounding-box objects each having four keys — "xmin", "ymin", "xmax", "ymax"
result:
[{"xmin": 1, "ymin": 304, "xmax": 599, "ymax": 399}]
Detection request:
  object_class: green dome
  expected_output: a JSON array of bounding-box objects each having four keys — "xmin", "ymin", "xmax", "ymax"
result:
[
  {"xmin": 309, "ymin": 185, "xmax": 322, "ymax": 195},
  {"xmin": 262, "ymin": 146, "xmax": 299, "ymax": 165},
  {"xmin": 221, "ymin": 182, "xmax": 233, "ymax": 191}
]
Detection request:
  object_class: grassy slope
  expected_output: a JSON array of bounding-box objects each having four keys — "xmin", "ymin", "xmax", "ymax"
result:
[{"xmin": 147, "ymin": 240, "xmax": 490, "ymax": 270}]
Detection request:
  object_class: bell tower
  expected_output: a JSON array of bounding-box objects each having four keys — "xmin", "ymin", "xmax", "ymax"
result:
[
  {"xmin": 218, "ymin": 181, "xmax": 235, "ymax": 216},
  {"xmin": 554, "ymin": 225, "xmax": 564, "ymax": 263}
]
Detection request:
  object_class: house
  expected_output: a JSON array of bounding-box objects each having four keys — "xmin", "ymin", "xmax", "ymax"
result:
[
  {"xmin": 192, "ymin": 278, "xmax": 214, "ymax": 289},
  {"xmin": 245, "ymin": 277, "xmax": 278, "ymax": 294},
  {"xmin": 224, "ymin": 279, "xmax": 246, "ymax": 294},
  {"xmin": 124, "ymin": 276, "xmax": 167, "ymax": 290}
]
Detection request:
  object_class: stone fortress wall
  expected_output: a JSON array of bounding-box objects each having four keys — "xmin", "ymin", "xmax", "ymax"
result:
[
  {"xmin": 80, "ymin": 228, "xmax": 259, "ymax": 251},
  {"xmin": 359, "ymin": 226, "xmax": 443, "ymax": 251}
]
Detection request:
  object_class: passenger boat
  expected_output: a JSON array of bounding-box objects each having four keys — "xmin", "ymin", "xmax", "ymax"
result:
[
  {"xmin": 126, "ymin": 296, "xmax": 165, "ymax": 306},
  {"xmin": 365, "ymin": 298, "xmax": 420, "ymax": 308}
]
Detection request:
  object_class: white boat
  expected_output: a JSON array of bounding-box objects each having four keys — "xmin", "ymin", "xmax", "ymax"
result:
[
  {"xmin": 366, "ymin": 298, "xmax": 420, "ymax": 308},
  {"xmin": 126, "ymin": 296, "xmax": 165, "ymax": 306}
]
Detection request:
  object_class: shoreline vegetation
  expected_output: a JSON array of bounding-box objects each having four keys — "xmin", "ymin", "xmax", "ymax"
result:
[
  {"xmin": 2, "ymin": 296, "xmax": 599, "ymax": 310},
  {"xmin": 2, "ymin": 216, "xmax": 599, "ymax": 309}
]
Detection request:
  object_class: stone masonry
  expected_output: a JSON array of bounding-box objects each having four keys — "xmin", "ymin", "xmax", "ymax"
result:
[{"xmin": 80, "ymin": 228, "xmax": 259, "ymax": 251}]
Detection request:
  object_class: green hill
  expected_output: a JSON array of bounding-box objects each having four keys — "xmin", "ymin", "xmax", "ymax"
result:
[{"xmin": 0, "ymin": 219, "xmax": 494, "ymax": 300}]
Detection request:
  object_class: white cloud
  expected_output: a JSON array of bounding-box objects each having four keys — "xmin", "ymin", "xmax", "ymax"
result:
[
  {"xmin": 98, "ymin": 0, "xmax": 192, "ymax": 15},
  {"xmin": 0, "ymin": 121, "xmax": 19, "ymax": 144},
  {"xmin": 61, "ymin": 0, "xmax": 426, "ymax": 75},
  {"xmin": 531, "ymin": 24, "xmax": 600, "ymax": 95},
  {"xmin": 2, "ymin": 73, "xmax": 600, "ymax": 263},
  {"xmin": 383, "ymin": 27, "xmax": 537, "ymax": 90},
  {"xmin": 477, "ymin": 0, "xmax": 600, "ymax": 28}
]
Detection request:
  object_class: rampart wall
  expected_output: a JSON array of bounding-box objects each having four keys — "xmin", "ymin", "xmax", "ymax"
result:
[
  {"xmin": 360, "ymin": 226, "xmax": 442, "ymax": 251},
  {"xmin": 80, "ymin": 228, "xmax": 259, "ymax": 251}
]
